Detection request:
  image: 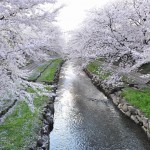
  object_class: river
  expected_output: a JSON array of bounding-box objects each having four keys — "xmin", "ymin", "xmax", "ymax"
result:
[{"xmin": 50, "ymin": 61, "xmax": 150, "ymax": 150}]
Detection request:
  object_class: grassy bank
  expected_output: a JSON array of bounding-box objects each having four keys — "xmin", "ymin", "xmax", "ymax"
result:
[
  {"xmin": 37, "ymin": 59, "xmax": 62, "ymax": 82},
  {"xmin": 0, "ymin": 96, "xmax": 48, "ymax": 149},
  {"xmin": 28, "ymin": 60, "xmax": 52, "ymax": 81},
  {"xmin": 86, "ymin": 59, "xmax": 111, "ymax": 80},
  {"xmin": 86, "ymin": 59, "xmax": 150, "ymax": 119},
  {"xmin": 121, "ymin": 88, "xmax": 150, "ymax": 118},
  {"xmin": 0, "ymin": 58, "xmax": 63, "ymax": 150}
]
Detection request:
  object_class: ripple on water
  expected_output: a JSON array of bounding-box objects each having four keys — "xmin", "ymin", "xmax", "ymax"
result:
[{"xmin": 50, "ymin": 61, "xmax": 150, "ymax": 150}]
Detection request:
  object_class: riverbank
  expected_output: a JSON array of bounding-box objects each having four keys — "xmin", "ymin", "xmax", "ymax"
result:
[
  {"xmin": 0, "ymin": 58, "xmax": 64, "ymax": 150},
  {"xmin": 84, "ymin": 59, "xmax": 150, "ymax": 139}
]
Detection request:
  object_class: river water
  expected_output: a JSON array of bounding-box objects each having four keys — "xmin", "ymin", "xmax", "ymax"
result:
[{"xmin": 50, "ymin": 61, "xmax": 150, "ymax": 150}]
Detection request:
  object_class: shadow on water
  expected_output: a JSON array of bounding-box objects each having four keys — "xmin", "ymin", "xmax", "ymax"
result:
[{"xmin": 50, "ymin": 61, "xmax": 150, "ymax": 150}]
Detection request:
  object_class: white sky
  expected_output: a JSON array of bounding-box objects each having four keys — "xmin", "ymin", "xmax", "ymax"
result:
[{"xmin": 56, "ymin": 0, "xmax": 114, "ymax": 33}]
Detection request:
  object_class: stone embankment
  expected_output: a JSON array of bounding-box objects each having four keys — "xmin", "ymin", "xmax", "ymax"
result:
[
  {"xmin": 31, "ymin": 61, "xmax": 64, "ymax": 150},
  {"xmin": 84, "ymin": 68, "xmax": 150, "ymax": 140}
]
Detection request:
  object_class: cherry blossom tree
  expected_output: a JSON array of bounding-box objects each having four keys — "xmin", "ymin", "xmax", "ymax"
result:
[
  {"xmin": 69, "ymin": 0, "xmax": 150, "ymax": 68},
  {"xmin": 67, "ymin": 0, "xmax": 150, "ymax": 89},
  {"xmin": 0, "ymin": 0, "xmax": 63, "ymax": 111}
]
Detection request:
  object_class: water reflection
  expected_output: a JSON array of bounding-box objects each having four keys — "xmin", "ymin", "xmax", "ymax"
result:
[{"xmin": 50, "ymin": 61, "xmax": 150, "ymax": 150}]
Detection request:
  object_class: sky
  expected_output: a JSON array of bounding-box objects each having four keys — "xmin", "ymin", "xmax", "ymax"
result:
[{"xmin": 56, "ymin": 0, "xmax": 114, "ymax": 33}]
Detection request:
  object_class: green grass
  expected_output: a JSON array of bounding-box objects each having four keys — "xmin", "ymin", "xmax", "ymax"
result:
[
  {"xmin": 86, "ymin": 59, "xmax": 111, "ymax": 80},
  {"xmin": 87, "ymin": 61, "xmax": 99, "ymax": 75},
  {"xmin": 37, "ymin": 58, "xmax": 62, "ymax": 82},
  {"xmin": 26, "ymin": 87, "xmax": 36, "ymax": 93},
  {"xmin": 121, "ymin": 88, "xmax": 150, "ymax": 118},
  {"xmin": 45, "ymin": 86, "xmax": 52, "ymax": 91},
  {"xmin": 0, "ymin": 58, "xmax": 63, "ymax": 149},
  {"xmin": 0, "ymin": 95, "xmax": 49, "ymax": 150},
  {"xmin": 28, "ymin": 61, "xmax": 52, "ymax": 81}
]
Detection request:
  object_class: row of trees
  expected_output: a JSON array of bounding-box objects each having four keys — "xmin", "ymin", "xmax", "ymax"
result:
[
  {"xmin": 68, "ymin": 0, "xmax": 150, "ymax": 69},
  {"xmin": 0, "ymin": 0, "xmax": 63, "ymax": 110}
]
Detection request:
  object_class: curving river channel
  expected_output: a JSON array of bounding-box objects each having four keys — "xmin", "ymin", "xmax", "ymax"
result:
[{"xmin": 50, "ymin": 61, "xmax": 150, "ymax": 150}]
